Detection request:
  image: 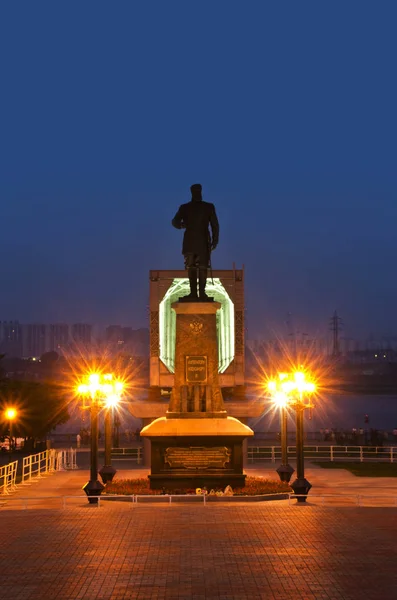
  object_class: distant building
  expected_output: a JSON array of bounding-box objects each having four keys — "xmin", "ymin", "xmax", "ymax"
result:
[
  {"xmin": 72, "ymin": 323, "xmax": 92, "ymax": 346},
  {"xmin": 106, "ymin": 325, "xmax": 124, "ymax": 344},
  {"xmin": 48, "ymin": 323, "xmax": 69, "ymax": 352},
  {"xmin": 122, "ymin": 327, "xmax": 134, "ymax": 343},
  {"xmin": 126, "ymin": 328, "xmax": 149, "ymax": 356},
  {"xmin": 105, "ymin": 325, "xmax": 149, "ymax": 356},
  {"xmin": 0, "ymin": 321, "xmax": 23, "ymax": 357},
  {"xmin": 22, "ymin": 324, "xmax": 47, "ymax": 358}
]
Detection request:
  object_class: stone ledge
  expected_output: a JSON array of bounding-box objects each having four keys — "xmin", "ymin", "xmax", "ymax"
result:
[
  {"xmin": 172, "ymin": 301, "xmax": 221, "ymax": 314},
  {"xmin": 140, "ymin": 416, "xmax": 254, "ymax": 437}
]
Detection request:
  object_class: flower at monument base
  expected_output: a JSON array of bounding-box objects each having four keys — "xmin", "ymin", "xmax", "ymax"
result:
[
  {"xmin": 223, "ymin": 485, "xmax": 234, "ymax": 496},
  {"xmin": 106, "ymin": 475, "xmax": 291, "ymax": 497}
]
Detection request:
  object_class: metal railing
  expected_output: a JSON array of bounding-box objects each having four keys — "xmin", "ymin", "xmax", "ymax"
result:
[
  {"xmin": 0, "ymin": 461, "xmax": 18, "ymax": 495},
  {"xmin": 110, "ymin": 447, "xmax": 143, "ymax": 464},
  {"xmin": 0, "ymin": 449, "xmax": 78, "ymax": 496},
  {"xmin": 56, "ymin": 448, "xmax": 78, "ymax": 471},
  {"xmin": 248, "ymin": 445, "xmax": 397, "ymax": 463},
  {"xmin": 22, "ymin": 449, "xmax": 59, "ymax": 483}
]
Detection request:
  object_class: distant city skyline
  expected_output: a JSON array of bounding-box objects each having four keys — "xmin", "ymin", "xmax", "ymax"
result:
[
  {"xmin": 1, "ymin": 315, "xmax": 397, "ymax": 362},
  {"xmin": 0, "ymin": 320, "xmax": 149, "ymax": 358}
]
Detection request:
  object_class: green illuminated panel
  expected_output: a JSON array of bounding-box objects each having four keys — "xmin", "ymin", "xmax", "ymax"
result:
[{"xmin": 159, "ymin": 278, "xmax": 234, "ymax": 374}]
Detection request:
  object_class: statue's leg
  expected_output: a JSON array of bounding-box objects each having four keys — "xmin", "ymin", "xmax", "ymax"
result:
[
  {"xmin": 188, "ymin": 267, "xmax": 198, "ymax": 298},
  {"xmin": 185, "ymin": 254, "xmax": 198, "ymax": 299},
  {"xmin": 198, "ymin": 267, "xmax": 208, "ymax": 299}
]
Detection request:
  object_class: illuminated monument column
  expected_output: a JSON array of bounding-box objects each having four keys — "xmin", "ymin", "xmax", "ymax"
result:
[
  {"xmin": 167, "ymin": 302, "xmax": 225, "ymax": 417},
  {"xmin": 141, "ymin": 300, "xmax": 253, "ymax": 490}
]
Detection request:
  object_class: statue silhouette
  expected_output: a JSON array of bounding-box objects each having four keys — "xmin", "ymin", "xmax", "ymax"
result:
[{"xmin": 172, "ymin": 184, "xmax": 219, "ymax": 301}]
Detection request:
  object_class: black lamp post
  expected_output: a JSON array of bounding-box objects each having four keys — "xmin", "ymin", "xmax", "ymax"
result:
[
  {"xmin": 82, "ymin": 399, "xmax": 104, "ymax": 504},
  {"xmin": 78, "ymin": 373, "xmax": 123, "ymax": 503},
  {"xmin": 276, "ymin": 405, "xmax": 295, "ymax": 483},
  {"xmin": 290, "ymin": 400, "xmax": 312, "ymax": 502},
  {"xmin": 113, "ymin": 413, "xmax": 120, "ymax": 448},
  {"xmin": 99, "ymin": 407, "xmax": 117, "ymax": 484},
  {"xmin": 268, "ymin": 372, "xmax": 315, "ymax": 501}
]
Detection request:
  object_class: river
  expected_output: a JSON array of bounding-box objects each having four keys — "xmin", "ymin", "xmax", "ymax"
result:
[{"xmin": 250, "ymin": 394, "xmax": 397, "ymax": 433}]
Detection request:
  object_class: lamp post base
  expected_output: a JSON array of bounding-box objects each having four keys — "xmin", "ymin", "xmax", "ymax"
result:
[
  {"xmin": 291, "ymin": 477, "xmax": 312, "ymax": 502},
  {"xmin": 99, "ymin": 465, "xmax": 117, "ymax": 484},
  {"xmin": 82, "ymin": 479, "xmax": 105, "ymax": 504},
  {"xmin": 276, "ymin": 463, "xmax": 295, "ymax": 483}
]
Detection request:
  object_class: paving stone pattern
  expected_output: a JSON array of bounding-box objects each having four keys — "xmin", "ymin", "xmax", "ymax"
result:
[{"xmin": 0, "ymin": 503, "xmax": 396, "ymax": 599}]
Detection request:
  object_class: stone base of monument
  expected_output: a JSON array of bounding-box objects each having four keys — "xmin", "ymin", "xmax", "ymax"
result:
[{"xmin": 141, "ymin": 416, "xmax": 252, "ymax": 490}]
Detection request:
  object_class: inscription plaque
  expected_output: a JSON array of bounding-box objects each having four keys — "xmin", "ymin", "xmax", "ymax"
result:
[
  {"xmin": 186, "ymin": 355, "xmax": 207, "ymax": 383},
  {"xmin": 165, "ymin": 446, "xmax": 231, "ymax": 470}
]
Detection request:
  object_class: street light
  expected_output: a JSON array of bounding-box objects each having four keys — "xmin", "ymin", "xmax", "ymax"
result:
[
  {"xmin": 268, "ymin": 371, "xmax": 316, "ymax": 502},
  {"xmin": 267, "ymin": 375, "xmax": 294, "ymax": 483},
  {"xmin": 4, "ymin": 407, "xmax": 17, "ymax": 455},
  {"xmin": 99, "ymin": 375, "xmax": 123, "ymax": 484},
  {"xmin": 77, "ymin": 373, "xmax": 123, "ymax": 503}
]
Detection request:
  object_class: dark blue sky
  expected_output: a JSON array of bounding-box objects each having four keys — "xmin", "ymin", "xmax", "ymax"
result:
[{"xmin": 1, "ymin": 2, "xmax": 396, "ymax": 340}]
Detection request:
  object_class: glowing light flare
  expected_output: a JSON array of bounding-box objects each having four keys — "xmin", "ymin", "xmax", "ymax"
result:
[
  {"xmin": 104, "ymin": 394, "xmax": 121, "ymax": 408},
  {"xmin": 89, "ymin": 373, "xmax": 100, "ymax": 386},
  {"xmin": 76, "ymin": 373, "xmax": 125, "ymax": 407},
  {"xmin": 267, "ymin": 380, "xmax": 277, "ymax": 393},
  {"xmin": 281, "ymin": 380, "xmax": 295, "ymax": 394},
  {"xmin": 5, "ymin": 408, "xmax": 17, "ymax": 420},
  {"xmin": 272, "ymin": 392, "xmax": 288, "ymax": 408},
  {"xmin": 292, "ymin": 371, "xmax": 316, "ymax": 394},
  {"xmin": 266, "ymin": 371, "xmax": 316, "ymax": 406}
]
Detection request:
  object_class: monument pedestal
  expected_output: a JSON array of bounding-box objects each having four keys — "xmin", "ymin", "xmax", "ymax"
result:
[{"xmin": 141, "ymin": 301, "xmax": 253, "ymax": 490}]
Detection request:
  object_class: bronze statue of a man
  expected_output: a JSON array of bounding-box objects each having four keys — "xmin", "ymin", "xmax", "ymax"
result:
[{"xmin": 172, "ymin": 183, "xmax": 219, "ymax": 301}]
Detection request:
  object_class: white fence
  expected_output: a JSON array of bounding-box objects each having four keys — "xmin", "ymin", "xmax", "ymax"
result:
[
  {"xmin": 56, "ymin": 448, "xmax": 78, "ymax": 471},
  {"xmin": 22, "ymin": 448, "xmax": 78, "ymax": 483},
  {"xmin": 248, "ymin": 445, "xmax": 397, "ymax": 463},
  {"xmin": 0, "ymin": 460, "xmax": 18, "ymax": 494},
  {"xmin": 0, "ymin": 448, "xmax": 77, "ymax": 497},
  {"xmin": 22, "ymin": 449, "xmax": 56, "ymax": 482},
  {"xmin": 111, "ymin": 447, "xmax": 143, "ymax": 464}
]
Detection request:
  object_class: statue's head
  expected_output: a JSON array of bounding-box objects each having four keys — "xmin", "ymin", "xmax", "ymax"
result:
[{"xmin": 190, "ymin": 183, "xmax": 202, "ymax": 202}]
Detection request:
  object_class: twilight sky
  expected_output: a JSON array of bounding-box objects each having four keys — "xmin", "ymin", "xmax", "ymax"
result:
[{"xmin": 1, "ymin": 2, "xmax": 396, "ymax": 341}]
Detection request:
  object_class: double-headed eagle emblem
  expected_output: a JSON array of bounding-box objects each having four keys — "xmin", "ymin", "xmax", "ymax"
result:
[{"xmin": 189, "ymin": 320, "xmax": 203, "ymax": 335}]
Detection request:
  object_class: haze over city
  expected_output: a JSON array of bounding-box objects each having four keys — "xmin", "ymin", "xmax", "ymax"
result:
[{"xmin": 1, "ymin": 2, "xmax": 396, "ymax": 341}]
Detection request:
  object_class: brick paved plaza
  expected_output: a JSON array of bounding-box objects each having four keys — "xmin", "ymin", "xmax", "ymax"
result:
[{"xmin": 0, "ymin": 499, "xmax": 397, "ymax": 600}]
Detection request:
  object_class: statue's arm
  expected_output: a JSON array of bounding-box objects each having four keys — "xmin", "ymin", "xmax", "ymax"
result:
[
  {"xmin": 210, "ymin": 204, "xmax": 219, "ymax": 249},
  {"xmin": 172, "ymin": 206, "xmax": 185, "ymax": 229}
]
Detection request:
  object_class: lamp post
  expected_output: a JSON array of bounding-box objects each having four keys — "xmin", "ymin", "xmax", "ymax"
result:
[
  {"xmin": 267, "ymin": 378, "xmax": 294, "ymax": 483},
  {"xmin": 77, "ymin": 373, "xmax": 123, "ymax": 503},
  {"xmin": 268, "ymin": 372, "xmax": 316, "ymax": 501},
  {"xmin": 4, "ymin": 407, "xmax": 17, "ymax": 455},
  {"xmin": 99, "ymin": 376, "xmax": 123, "ymax": 484},
  {"xmin": 113, "ymin": 413, "xmax": 120, "ymax": 449},
  {"xmin": 289, "ymin": 374, "xmax": 315, "ymax": 502}
]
